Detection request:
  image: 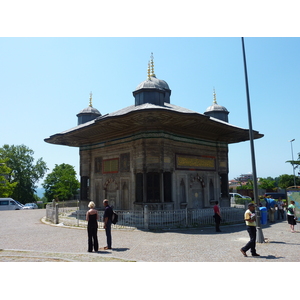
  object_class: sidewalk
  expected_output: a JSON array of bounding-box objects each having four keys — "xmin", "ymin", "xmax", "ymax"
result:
[
  {"xmin": 86, "ymin": 220, "xmax": 300, "ymax": 262},
  {"xmin": 0, "ymin": 209, "xmax": 299, "ymax": 262}
]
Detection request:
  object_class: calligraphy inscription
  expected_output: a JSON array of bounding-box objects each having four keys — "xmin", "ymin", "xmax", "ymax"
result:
[
  {"xmin": 177, "ymin": 155, "xmax": 215, "ymax": 170},
  {"xmin": 103, "ymin": 158, "xmax": 119, "ymax": 173}
]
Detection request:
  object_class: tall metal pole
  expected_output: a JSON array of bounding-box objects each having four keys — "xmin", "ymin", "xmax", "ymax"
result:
[
  {"xmin": 290, "ymin": 139, "xmax": 296, "ymax": 187},
  {"xmin": 241, "ymin": 37, "xmax": 264, "ymax": 243}
]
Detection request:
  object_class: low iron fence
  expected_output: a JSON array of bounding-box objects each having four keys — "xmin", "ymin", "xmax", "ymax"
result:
[{"xmin": 46, "ymin": 202, "xmax": 245, "ymax": 230}]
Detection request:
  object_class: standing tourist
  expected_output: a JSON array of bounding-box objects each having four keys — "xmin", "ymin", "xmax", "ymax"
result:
[
  {"xmin": 276, "ymin": 197, "xmax": 285, "ymax": 220},
  {"xmin": 287, "ymin": 200, "xmax": 297, "ymax": 233},
  {"xmin": 265, "ymin": 195, "xmax": 276, "ymax": 223},
  {"xmin": 103, "ymin": 199, "xmax": 113, "ymax": 250},
  {"xmin": 213, "ymin": 201, "xmax": 222, "ymax": 232},
  {"xmin": 240, "ymin": 203, "xmax": 260, "ymax": 257},
  {"xmin": 86, "ymin": 201, "xmax": 99, "ymax": 252}
]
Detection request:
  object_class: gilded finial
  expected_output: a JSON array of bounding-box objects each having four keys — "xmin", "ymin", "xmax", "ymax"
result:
[
  {"xmin": 150, "ymin": 52, "xmax": 156, "ymax": 77},
  {"xmin": 147, "ymin": 61, "xmax": 151, "ymax": 80},
  {"xmin": 89, "ymin": 92, "xmax": 93, "ymax": 107},
  {"xmin": 213, "ymin": 88, "xmax": 217, "ymax": 104}
]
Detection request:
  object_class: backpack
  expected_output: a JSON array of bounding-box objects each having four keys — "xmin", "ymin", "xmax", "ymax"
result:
[
  {"xmin": 112, "ymin": 211, "xmax": 118, "ymax": 224},
  {"xmin": 288, "ymin": 206, "xmax": 294, "ymax": 214}
]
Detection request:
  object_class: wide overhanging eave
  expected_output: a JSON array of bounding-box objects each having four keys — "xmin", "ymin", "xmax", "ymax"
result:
[{"xmin": 44, "ymin": 108, "xmax": 264, "ymax": 146}]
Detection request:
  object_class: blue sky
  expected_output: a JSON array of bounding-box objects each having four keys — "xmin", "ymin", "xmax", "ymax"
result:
[
  {"xmin": 1, "ymin": 37, "xmax": 299, "ymax": 186},
  {"xmin": 0, "ymin": 2, "xmax": 298, "ymax": 287}
]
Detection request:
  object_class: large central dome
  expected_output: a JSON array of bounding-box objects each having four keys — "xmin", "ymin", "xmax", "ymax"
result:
[
  {"xmin": 133, "ymin": 54, "xmax": 171, "ymax": 106},
  {"xmin": 134, "ymin": 76, "xmax": 170, "ymax": 91}
]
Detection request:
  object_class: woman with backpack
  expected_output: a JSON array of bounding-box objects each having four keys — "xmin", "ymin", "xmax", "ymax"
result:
[{"xmin": 287, "ymin": 200, "xmax": 297, "ymax": 233}]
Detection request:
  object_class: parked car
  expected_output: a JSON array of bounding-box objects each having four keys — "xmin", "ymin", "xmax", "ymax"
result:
[
  {"xmin": 263, "ymin": 192, "xmax": 286, "ymax": 200},
  {"xmin": 229, "ymin": 193, "xmax": 251, "ymax": 204},
  {"xmin": 230, "ymin": 192, "xmax": 251, "ymax": 199},
  {"xmin": 23, "ymin": 203, "xmax": 38, "ymax": 209},
  {"xmin": 15, "ymin": 200, "xmax": 24, "ymax": 208},
  {"xmin": 0, "ymin": 198, "xmax": 23, "ymax": 210}
]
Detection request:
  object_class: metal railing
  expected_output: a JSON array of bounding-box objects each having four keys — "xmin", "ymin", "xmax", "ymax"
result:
[{"xmin": 46, "ymin": 203, "xmax": 245, "ymax": 230}]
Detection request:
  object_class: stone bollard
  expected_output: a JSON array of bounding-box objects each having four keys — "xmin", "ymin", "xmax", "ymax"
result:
[
  {"xmin": 52, "ymin": 200, "xmax": 59, "ymax": 224},
  {"xmin": 55, "ymin": 203, "xmax": 59, "ymax": 224}
]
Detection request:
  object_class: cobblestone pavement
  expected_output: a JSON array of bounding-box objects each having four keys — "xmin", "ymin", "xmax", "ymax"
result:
[{"xmin": 0, "ymin": 209, "xmax": 299, "ymax": 262}]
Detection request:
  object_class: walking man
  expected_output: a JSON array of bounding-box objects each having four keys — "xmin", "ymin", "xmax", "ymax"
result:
[
  {"xmin": 103, "ymin": 199, "xmax": 113, "ymax": 250},
  {"xmin": 240, "ymin": 203, "xmax": 260, "ymax": 257}
]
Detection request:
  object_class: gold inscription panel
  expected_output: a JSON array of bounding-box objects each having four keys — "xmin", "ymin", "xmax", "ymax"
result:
[
  {"xmin": 176, "ymin": 154, "xmax": 215, "ymax": 170},
  {"xmin": 103, "ymin": 158, "xmax": 119, "ymax": 173}
]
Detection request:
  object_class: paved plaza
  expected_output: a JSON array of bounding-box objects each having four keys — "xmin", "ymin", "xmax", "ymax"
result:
[{"xmin": 0, "ymin": 209, "xmax": 299, "ymax": 262}]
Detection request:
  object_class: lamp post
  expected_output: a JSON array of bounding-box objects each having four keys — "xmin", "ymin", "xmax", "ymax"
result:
[
  {"xmin": 241, "ymin": 37, "xmax": 264, "ymax": 243},
  {"xmin": 289, "ymin": 139, "xmax": 296, "ymax": 187}
]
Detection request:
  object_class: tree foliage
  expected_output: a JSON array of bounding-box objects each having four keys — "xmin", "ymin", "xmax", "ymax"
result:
[
  {"xmin": 0, "ymin": 144, "xmax": 48, "ymax": 203},
  {"xmin": 42, "ymin": 163, "xmax": 80, "ymax": 201},
  {"xmin": 277, "ymin": 174, "xmax": 300, "ymax": 189},
  {"xmin": 236, "ymin": 175, "xmax": 299, "ymax": 191},
  {"xmin": 258, "ymin": 178, "xmax": 276, "ymax": 190},
  {"xmin": 0, "ymin": 159, "xmax": 18, "ymax": 197},
  {"xmin": 237, "ymin": 179, "xmax": 253, "ymax": 190}
]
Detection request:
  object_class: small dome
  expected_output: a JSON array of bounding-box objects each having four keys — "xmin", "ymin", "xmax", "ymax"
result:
[
  {"xmin": 78, "ymin": 106, "xmax": 101, "ymax": 115},
  {"xmin": 77, "ymin": 106, "xmax": 101, "ymax": 125},
  {"xmin": 204, "ymin": 89, "xmax": 229, "ymax": 122},
  {"xmin": 205, "ymin": 103, "xmax": 228, "ymax": 113},
  {"xmin": 76, "ymin": 93, "xmax": 101, "ymax": 125},
  {"xmin": 135, "ymin": 76, "xmax": 170, "ymax": 92}
]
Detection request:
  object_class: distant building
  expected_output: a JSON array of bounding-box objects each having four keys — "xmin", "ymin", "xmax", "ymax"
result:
[
  {"xmin": 229, "ymin": 179, "xmax": 239, "ymax": 186},
  {"xmin": 45, "ymin": 54, "xmax": 263, "ymax": 210},
  {"xmin": 235, "ymin": 173, "xmax": 254, "ymax": 182}
]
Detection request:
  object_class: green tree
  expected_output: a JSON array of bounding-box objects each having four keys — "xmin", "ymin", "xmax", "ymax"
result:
[
  {"xmin": 0, "ymin": 145, "xmax": 48, "ymax": 203},
  {"xmin": 42, "ymin": 163, "xmax": 80, "ymax": 201},
  {"xmin": 277, "ymin": 174, "xmax": 300, "ymax": 189},
  {"xmin": 0, "ymin": 159, "xmax": 18, "ymax": 197},
  {"xmin": 258, "ymin": 178, "xmax": 275, "ymax": 190}
]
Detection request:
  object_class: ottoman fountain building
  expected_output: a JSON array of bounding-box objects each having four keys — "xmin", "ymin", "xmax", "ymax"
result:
[{"xmin": 45, "ymin": 55, "xmax": 263, "ymax": 210}]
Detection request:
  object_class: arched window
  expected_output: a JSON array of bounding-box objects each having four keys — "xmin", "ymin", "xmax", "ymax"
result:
[
  {"xmin": 164, "ymin": 172, "xmax": 172, "ymax": 202},
  {"xmin": 180, "ymin": 179, "xmax": 186, "ymax": 205},
  {"xmin": 220, "ymin": 174, "xmax": 229, "ymax": 198},
  {"xmin": 209, "ymin": 179, "xmax": 214, "ymax": 201},
  {"xmin": 80, "ymin": 176, "xmax": 89, "ymax": 201},
  {"xmin": 147, "ymin": 172, "xmax": 160, "ymax": 203},
  {"xmin": 122, "ymin": 181, "xmax": 129, "ymax": 210},
  {"xmin": 135, "ymin": 173, "xmax": 143, "ymax": 202}
]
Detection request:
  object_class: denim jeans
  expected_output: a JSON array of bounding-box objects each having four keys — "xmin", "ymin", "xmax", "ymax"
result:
[
  {"xmin": 242, "ymin": 226, "xmax": 257, "ymax": 255},
  {"xmin": 105, "ymin": 220, "xmax": 112, "ymax": 248}
]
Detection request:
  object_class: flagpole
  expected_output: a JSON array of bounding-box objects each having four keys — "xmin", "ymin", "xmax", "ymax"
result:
[{"xmin": 241, "ymin": 37, "xmax": 264, "ymax": 243}]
